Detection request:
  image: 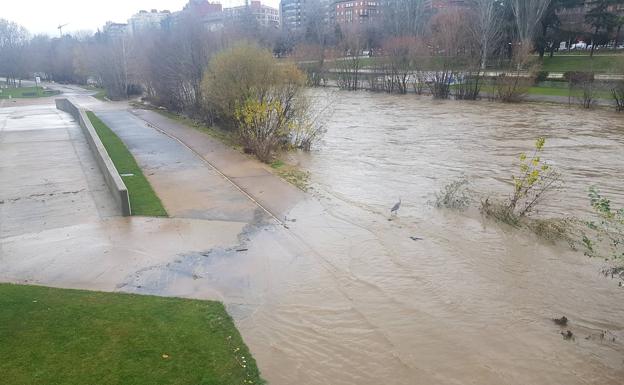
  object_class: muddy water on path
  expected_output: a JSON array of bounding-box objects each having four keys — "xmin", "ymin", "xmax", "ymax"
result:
[{"xmin": 235, "ymin": 92, "xmax": 624, "ymax": 384}]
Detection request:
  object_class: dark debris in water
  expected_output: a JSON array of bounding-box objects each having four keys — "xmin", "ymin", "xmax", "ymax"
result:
[
  {"xmin": 561, "ymin": 330, "xmax": 574, "ymax": 341},
  {"xmin": 552, "ymin": 316, "xmax": 568, "ymax": 326}
]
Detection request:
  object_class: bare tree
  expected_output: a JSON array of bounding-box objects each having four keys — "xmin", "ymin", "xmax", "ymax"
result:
[
  {"xmin": 376, "ymin": 36, "xmax": 425, "ymax": 94},
  {"xmin": 336, "ymin": 26, "xmax": 366, "ymax": 91},
  {"xmin": 470, "ymin": 0, "xmax": 505, "ymax": 69},
  {"xmin": 428, "ymin": 8, "xmax": 474, "ymax": 99},
  {"xmin": 384, "ymin": 0, "xmax": 429, "ymax": 37},
  {"xmin": 0, "ymin": 19, "xmax": 29, "ymax": 86},
  {"xmin": 510, "ymin": 0, "xmax": 553, "ymax": 44}
]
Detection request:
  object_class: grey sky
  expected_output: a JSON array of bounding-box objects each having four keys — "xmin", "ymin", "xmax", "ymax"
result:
[{"xmin": 4, "ymin": 0, "xmax": 281, "ymax": 36}]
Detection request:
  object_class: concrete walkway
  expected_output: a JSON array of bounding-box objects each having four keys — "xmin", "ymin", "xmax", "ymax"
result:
[
  {"xmin": 0, "ymin": 103, "xmax": 117, "ymax": 239},
  {"xmin": 94, "ymin": 110, "xmax": 269, "ymax": 223},
  {"xmin": 129, "ymin": 108, "xmax": 305, "ymax": 218}
]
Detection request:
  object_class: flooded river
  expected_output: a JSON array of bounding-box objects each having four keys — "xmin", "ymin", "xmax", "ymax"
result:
[{"xmin": 235, "ymin": 91, "xmax": 624, "ymax": 384}]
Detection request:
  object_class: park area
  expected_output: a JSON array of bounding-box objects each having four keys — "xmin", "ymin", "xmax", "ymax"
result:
[
  {"xmin": 0, "ymin": 86, "xmax": 59, "ymax": 99},
  {"xmin": 0, "ymin": 284, "xmax": 263, "ymax": 385},
  {"xmin": 1, "ymin": 1, "xmax": 624, "ymax": 384}
]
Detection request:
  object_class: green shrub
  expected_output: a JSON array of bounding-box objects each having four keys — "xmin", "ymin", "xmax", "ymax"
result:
[{"xmin": 535, "ymin": 70, "xmax": 549, "ymax": 83}]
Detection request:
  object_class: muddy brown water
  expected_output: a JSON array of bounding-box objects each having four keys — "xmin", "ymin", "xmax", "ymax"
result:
[{"xmin": 235, "ymin": 91, "xmax": 624, "ymax": 384}]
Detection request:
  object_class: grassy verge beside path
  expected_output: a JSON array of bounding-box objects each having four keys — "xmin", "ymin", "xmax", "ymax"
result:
[
  {"xmin": 0, "ymin": 283, "xmax": 264, "ymax": 385},
  {"xmin": 87, "ymin": 111, "xmax": 167, "ymax": 216},
  {"xmin": 0, "ymin": 86, "xmax": 60, "ymax": 99},
  {"xmin": 88, "ymin": 86, "xmax": 108, "ymax": 101}
]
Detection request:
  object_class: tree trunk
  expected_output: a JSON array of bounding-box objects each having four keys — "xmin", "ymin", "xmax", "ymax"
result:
[
  {"xmin": 590, "ymin": 27, "xmax": 598, "ymax": 58},
  {"xmin": 615, "ymin": 25, "xmax": 622, "ymax": 51}
]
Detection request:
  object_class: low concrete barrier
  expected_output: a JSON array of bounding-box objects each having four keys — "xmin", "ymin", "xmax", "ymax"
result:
[{"xmin": 56, "ymin": 98, "xmax": 131, "ymax": 216}]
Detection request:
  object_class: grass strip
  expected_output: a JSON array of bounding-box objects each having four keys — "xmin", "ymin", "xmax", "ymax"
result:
[
  {"xmin": 0, "ymin": 283, "xmax": 264, "ymax": 385},
  {"xmin": 0, "ymin": 86, "xmax": 60, "ymax": 99},
  {"xmin": 86, "ymin": 111, "xmax": 167, "ymax": 217}
]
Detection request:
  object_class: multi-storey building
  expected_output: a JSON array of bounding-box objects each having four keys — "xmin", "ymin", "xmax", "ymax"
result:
[
  {"xmin": 223, "ymin": 1, "xmax": 280, "ymax": 28},
  {"xmin": 182, "ymin": 0, "xmax": 223, "ymax": 17},
  {"xmin": 127, "ymin": 9, "xmax": 172, "ymax": 34},
  {"xmin": 334, "ymin": 1, "xmax": 382, "ymax": 26},
  {"xmin": 280, "ymin": 0, "xmax": 306, "ymax": 30},
  {"xmin": 102, "ymin": 22, "xmax": 128, "ymax": 39},
  {"xmin": 557, "ymin": 0, "xmax": 624, "ymax": 40},
  {"xmin": 177, "ymin": 0, "xmax": 224, "ymax": 30},
  {"xmin": 423, "ymin": 0, "xmax": 467, "ymax": 9}
]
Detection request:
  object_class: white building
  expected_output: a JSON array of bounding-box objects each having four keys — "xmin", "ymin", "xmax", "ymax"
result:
[
  {"xmin": 128, "ymin": 9, "xmax": 172, "ymax": 34},
  {"xmin": 224, "ymin": 1, "xmax": 280, "ymax": 28}
]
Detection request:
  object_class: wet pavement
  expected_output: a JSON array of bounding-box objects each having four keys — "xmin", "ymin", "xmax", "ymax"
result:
[
  {"xmin": 1, "ymin": 87, "xmax": 623, "ymax": 385},
  {"xmin": 0, "ymin": 103, "xmax": 117, "ymax": 238},
  {"xmin": 94, "ymin": 110, "xmax": 266, "ymax": 223}
]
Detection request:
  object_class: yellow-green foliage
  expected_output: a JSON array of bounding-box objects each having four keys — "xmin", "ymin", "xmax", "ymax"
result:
[
  {"xmin": 234, "ymin": 98, "xmax": 288, "ymax": 162},
  {"xmin": 201, "ymin": 43, "xmax": 314, "ymax": 162},
  {"xmin": 201, "ymin": 42, "xmax": 305, "ymax": 128},
  {"xmin": 583, "ymin": 187, "xmax": 624, "ymax": 267},
  {"xmin": 509, "ymin": 137, "xmax": 561, "ymax": 217}
]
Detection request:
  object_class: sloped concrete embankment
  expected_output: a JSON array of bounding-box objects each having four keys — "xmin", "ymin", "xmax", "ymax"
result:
[{"xmin": 56, "ymin": 98, "xmax": 130, "ymax": 216}]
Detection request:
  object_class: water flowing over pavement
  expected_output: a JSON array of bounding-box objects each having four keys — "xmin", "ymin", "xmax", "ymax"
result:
[{"xmin": 1, "ymin": 87, "xmax": 623, "ymax": 384}]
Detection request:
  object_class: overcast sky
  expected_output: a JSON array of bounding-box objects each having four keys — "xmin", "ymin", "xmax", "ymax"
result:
[{"xmin": 4, "ymin": 0, "xmax": 281, "ymax": 36}]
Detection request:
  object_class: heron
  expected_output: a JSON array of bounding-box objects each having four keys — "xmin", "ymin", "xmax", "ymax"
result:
[{"xmin": 390, "ymin": 198, "xmax": 401, "ymax": 215}]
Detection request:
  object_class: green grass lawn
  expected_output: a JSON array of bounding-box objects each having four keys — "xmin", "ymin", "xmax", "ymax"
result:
[
  {"xmin": 540, "ymin": 55, "xmax": 622, "ymax": 73},
  {"xmin": 0, "ymin": 86, "xmax": 60, "ymax": 99},
  {"xmin": 0, "ymin": 283, "xmax": 264, "ymax": 385},
  {"xmin": 87, "ymin": 111, "xmax": 167, "ymax": 217},
  {"xmin": 317, "ymin": 54, "xmax": 624, "ymax": 74},
  {"xmin": 529, "ymin": 82, "xmax": 612, "ymax": 99}
]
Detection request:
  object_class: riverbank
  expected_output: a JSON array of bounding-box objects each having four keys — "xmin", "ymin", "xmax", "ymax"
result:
[{"xmin": 4, "ymin": 85, "xmax": 623, "ymax": 385}]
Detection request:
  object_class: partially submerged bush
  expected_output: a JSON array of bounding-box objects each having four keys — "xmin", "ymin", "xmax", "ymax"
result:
[
  {"xmin": 525, "ymin": 217, "xmax": 578, "ymax": 248},
  {"xmin": 482, "ymin": 137, "xmax": 562, "ymax": 224},
  {"xmin": 493, "ymin": 45, "xmax": 537, "ymax": 103},
  {"xmin": 611, "ymin": 81, "xmax": 624, "ymax": 112},
  {"xmin": 434, "ymin": 177, "xmax": 471, "ymax": 210},
  {"xmin": 493, "ymin": 73, "xmax": 533, "ymax": 103},
  {"xmin": 535, "ymin": 71, "xmax": 549, "ymax": 83},
  {"xmin": 201, "ymin": 43, "xmax": 325, "ymax": 162},
  {"xmin": 581, "ymin": 187, "xmax": 624, "ymax": 278},
  {"xmin": 454, "ymin": 72, "xmax": 483, "ymax": 100},
  {"xmin": 566, "ymin": 72, "xmax": 597, "ymax": 109}
]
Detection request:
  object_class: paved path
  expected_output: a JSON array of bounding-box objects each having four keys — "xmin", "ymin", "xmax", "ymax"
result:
[
  {"xmin": 0, "ymin": 93, "xmax": 252, "ymax": 295},
  {"xmin": 129, "ymin": 109, "xmax": 304, "ymax": 219},
  {"xmin": 94, "ymin": 110, "xmax": 270, "ymax": 223},
  {"xmin": 0, "ymin": 103, "xmax": 117, "ymax": 239}
]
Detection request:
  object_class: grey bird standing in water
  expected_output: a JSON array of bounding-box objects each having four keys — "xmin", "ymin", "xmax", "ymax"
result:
[{"xmin": 390, "ymin": 198, "xmax": 401, "ymax": 215}]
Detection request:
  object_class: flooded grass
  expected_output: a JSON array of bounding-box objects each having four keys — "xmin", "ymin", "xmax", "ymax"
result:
[
  {"xmin": 270, "ymin": 160, "xmax": 310, "ymax": 191},
  {"xmin": 87, "ymin": 111, "xmax": 167, "ymax": 217},
  {"xmin": 0, "ymin": 283, "xmax": 264, "ymax": 385}
]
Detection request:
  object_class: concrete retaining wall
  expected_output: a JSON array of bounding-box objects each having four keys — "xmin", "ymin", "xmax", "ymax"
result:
[{"xmin": 56, "ymin": 98, "xmax": 131, "ymax": 216}]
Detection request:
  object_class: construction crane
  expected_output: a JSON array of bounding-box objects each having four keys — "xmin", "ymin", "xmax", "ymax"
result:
[{"xmin": 57, "ymin": 23, "xmax": 68, "ymax": 37}]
